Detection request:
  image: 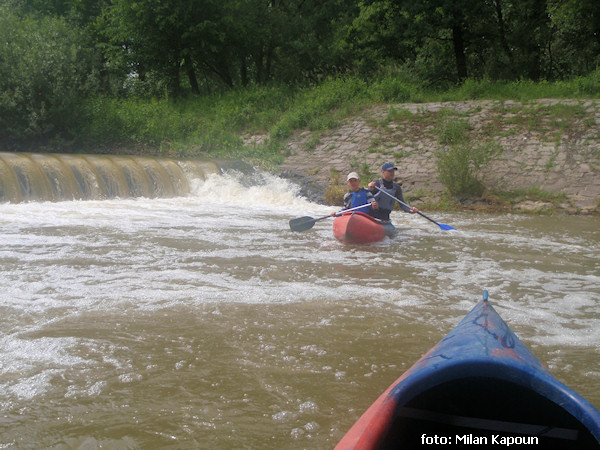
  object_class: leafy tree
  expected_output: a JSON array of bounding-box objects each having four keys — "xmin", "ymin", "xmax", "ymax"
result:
[
  {"xmin": 342, "ymin": 1, "xmax": 415, "ymax": 73},
  {"xmin": 102, "ymin": 0, "xmax": 225, "ymax": 96},
  {"xmin": 271, "ymin": 0, "xmax": 357, "ymax": 83},
  {"xmin": 345, "ymin": 0, "xmax": 498, "ymax": 84},
  {"xmin": 0, "ymin": 4, "xmax": 100, "ymax": 148},
  {"xmin": 341, "ymin": 0, "xmax": 599, "ymax": 84},
  {"xmin": 102, "ymin": 0, "xmax": 353, "ymax": 95},
  {"xmin": 501, "ymin": 0, "xmax": 551, "ymax": 81},
  {"xmin": 548, "ymin": 0, "xmax": 600, "ymax": 76}
]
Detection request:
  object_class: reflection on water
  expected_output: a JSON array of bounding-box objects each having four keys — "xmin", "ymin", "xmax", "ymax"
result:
[{"xmin": 0, "ymin": 172, "xmax": 598, "ymax": 448}]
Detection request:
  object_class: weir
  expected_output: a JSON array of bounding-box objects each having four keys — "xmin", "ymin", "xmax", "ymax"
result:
[{"xmin": 0, "ymin": 152, "xmax": 220, "ymax": 203}]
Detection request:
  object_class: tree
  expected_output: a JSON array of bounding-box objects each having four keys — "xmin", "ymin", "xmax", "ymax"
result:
[
  {"xmin": 0, "ymin": 4, "xmax": 99, "ymax": 147},
  {"xmin": 406, "ymin": 0, "xmax": 496, "ymax": 82},
  {"xmin": 548, "ymin": 0, "xmax": 600, "ymax": 76},
  {"xmin": 102, "ymin": 0, "xmax": 354, "ymax": 95},
  {"xmin": 343, "ymin": 1, "xmax": 415, "ymax": 73},
  {"xmin": 103, "ymin": 0, "xmax": 230, "ymax": 96},
  {"xmin": 345, "ymin": 0, "xmax": 497, "ymax": 84}
]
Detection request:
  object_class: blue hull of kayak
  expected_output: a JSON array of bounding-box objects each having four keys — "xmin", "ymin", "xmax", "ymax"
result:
[{"xmin": 337, "ymin": 293, "xmax": 600, "ymax": 449}]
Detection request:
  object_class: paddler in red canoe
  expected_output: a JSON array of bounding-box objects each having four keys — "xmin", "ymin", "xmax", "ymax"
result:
[
  {"xmin": 368, "ymin": 162, "xmax": 418, "ymax": 221},
  {"xmin": 331, "ymin": 171, "xmax": 378, "ymax": 217}
]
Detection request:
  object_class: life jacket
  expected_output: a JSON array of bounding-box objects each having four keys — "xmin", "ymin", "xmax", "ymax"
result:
[
  {"xmin": 374, "ymin": 182, "xmax": 397, "ymax": 211},
  {"xmin": 350, "ymin": 189, "xmax": 371, "ymax": 214}
]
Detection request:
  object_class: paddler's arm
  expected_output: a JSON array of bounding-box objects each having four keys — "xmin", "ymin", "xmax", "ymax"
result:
[
  {"xmin": 366, "ymin": 189, "xmax": 378, "ymax": 210},
  {"xmin": 395, "ymin": 184, "xmax": 419, "ymax": 213},
  {"xmin": 367, "ymin": 180, "xmax": 380, "ymax": 199},
  {"xmin": 331, "ymin": 191, "xmax": 353, "ymax": 216}
]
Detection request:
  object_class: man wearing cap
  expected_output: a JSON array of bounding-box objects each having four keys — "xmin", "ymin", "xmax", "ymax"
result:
[
  {"xmin": 333, "ymin": 171, "xmax": 378, "ymax": 216},
  {"xmin": 368, "ymin": 162, "xmax": 418, "ymax": 221}
]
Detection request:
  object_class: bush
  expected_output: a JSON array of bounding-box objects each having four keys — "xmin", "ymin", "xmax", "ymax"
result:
[
  {"xmin": 436, "ymin": 141, "xmax": 502, "ymax": 197},
  {"xmin": 436, "ymin": 145, "xmax": 484, "ymax": 197},
  {"xmin": 369, "ymin": 77, "xmax": 418, "ymax": 102},
  {"xmin": 52, "ymin": 68, "xmax": 600, "ymax": 163},
  {"xmin": 271, "ymin": 77, "xmax": 370, "ymax": 139},
  {"xmin": 574, "ymin": 69, "xmax": 600, "ymax": 96},
  {"xmin": 435, "ymin": 113, "xmax": 472, "ymax": 146},
  {"xmin": 0, "ymin": 6, "xmax": 98, "ymax": 148}
]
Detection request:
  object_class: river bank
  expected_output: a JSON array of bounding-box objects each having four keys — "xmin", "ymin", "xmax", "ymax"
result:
[{"xmin": 275, "ymin": 99, "xmax": 600, "ymax": 215}]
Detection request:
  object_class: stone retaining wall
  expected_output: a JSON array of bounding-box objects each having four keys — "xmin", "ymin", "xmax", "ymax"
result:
[{"xmin": 278, "ymin": 99, "xmax": 600, "ymax": 214}]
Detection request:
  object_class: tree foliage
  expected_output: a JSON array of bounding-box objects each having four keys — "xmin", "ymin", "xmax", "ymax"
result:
[
  {"xmin": 99, "ymin": 0, "xmax": 356, "ymax": 97},
  {"xmin": 1, "ymin": 0, "xmax": 599, "ymax": 148},
  {"xmin": 0, "ymin": 3, "xmax": 101, "ymax": 147}
]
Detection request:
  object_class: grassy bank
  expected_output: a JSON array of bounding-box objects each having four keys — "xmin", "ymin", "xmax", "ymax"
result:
[{"xmin": 78, "ymin": 69, "xmax": 600, "ymax": 163}]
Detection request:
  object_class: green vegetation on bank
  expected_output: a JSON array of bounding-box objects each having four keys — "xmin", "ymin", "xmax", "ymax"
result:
[{"xmin": 75, "ymin": 70, "xmax": 600, "ymax": 162}]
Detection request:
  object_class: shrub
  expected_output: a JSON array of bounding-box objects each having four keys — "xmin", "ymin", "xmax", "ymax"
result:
[
  {"xmin": 573, "ymin": 69, "xmax": 600, "ymax": 96},
  {"xmin": 0, "ymin": 7, "xmax": 98, "ymax": 148},
  {"xmin": 323, "ymin": 184, "xmax": 347, "ymax": 206},
  {"xmin": 436, "ymin": 141, "xmax": 502, "ymax": 197},
  {"xmin": 369, "ymin": 77, "xmax": 419, "ymax": 102},
  {"xmin": 435, "ymin": 114, "xmax": 472, "ymax": 146},
  {"xmin": 271, "ymin": 77, "xmax": 370, "ymax": 139}
]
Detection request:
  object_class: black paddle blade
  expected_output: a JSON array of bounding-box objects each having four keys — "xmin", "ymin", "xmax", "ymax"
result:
[{"xmin": 289, "ymin": 216, "xmax": 317, "ymax": 232}]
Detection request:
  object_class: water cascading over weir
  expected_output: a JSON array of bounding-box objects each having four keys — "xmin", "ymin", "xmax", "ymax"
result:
[{"xmin": 0, "ymin": 152, "xmax": 221, "ymax": 203}]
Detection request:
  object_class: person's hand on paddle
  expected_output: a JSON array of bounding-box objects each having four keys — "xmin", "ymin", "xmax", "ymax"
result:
[
  {"xmin": 372, "ymin": 185, "xmax": 455, "ymax": 230},
  {"xmin": 409, "ymin": 206, "xmax": 418, "ymax": 213},
  {"xmin": 332, "ymin": 201, "xmax": 377, "ymax": 216}
]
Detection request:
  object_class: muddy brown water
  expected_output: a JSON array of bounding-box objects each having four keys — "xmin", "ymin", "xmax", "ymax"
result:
[{"xmin": 0, "ymin": 172, "xmax": 598, "ymax": 448}]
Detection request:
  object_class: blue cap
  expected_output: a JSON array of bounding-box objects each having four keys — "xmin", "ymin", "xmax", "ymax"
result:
[{"xmin": 381, "ymin": 162, "xmax": 398, "ymax": 171}]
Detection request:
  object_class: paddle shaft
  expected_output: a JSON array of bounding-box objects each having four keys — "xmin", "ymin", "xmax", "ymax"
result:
[
  {"xmin": 289, "ymin": 203, "xmax": 375, "ymax": 232},
  {"xmin": 373, "ymin": 185, "xmax": 414, "ymax": 211},
  {"xmin": 373, "ymin": 186, "xmax": 455, "ymax": 230},
  {"xmin": 321, "ymin": 203, "xmax": 375, "ymax": 221}
]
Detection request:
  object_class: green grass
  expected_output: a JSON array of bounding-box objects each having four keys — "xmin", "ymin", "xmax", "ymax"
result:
[
  {"xmin": 435, "ymin": 114, "xmax": 472, "ymax": 146},
  {"xmin": 73, "ymin": 68, "xmax": 600, "ymax": 166}
]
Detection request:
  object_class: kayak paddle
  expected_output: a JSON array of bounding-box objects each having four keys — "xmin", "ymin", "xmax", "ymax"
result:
[
  {"xmin": 374, "ymin": 186, "xmax": 456, "ymax": 231},
  {"xmin": 289, "ymin": 204, "xmax": 373, "ymax": 232}
]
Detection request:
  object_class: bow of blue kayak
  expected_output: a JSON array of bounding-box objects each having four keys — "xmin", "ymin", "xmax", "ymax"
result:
[{"xmin": 337, "ymin": 292, "xmax": 600, "ymax": 449}]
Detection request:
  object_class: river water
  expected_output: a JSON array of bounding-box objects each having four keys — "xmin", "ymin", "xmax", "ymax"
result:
[{"xmin": 0, "ymin": 171, "xmax": 598, "ymax": 448}]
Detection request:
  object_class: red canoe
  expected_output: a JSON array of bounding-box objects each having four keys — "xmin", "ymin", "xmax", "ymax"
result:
[{"xmin": 332, "ymin": 211, "xmax": 393, "ymax": 244}]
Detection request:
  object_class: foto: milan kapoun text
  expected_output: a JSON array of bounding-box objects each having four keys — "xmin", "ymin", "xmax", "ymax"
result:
[{"xmin": 421, "ymin": 434, "xmax": 539, "ymax": 446}]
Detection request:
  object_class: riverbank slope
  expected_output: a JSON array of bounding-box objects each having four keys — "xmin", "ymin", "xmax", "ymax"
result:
[{"xmin": 276, "ymin": 99, "xmax": 600, "ymax": 215}]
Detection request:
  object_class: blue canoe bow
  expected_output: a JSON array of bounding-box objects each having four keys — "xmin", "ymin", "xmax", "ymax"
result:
[{"xmin": 337, "ymin": 292, "xmax": 600, "ymax": 449}]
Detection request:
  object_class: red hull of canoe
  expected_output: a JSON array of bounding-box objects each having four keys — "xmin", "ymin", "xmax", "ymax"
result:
[{"xmin": 332, "ymin": 212, "xmax": 386, "ymax": 244}]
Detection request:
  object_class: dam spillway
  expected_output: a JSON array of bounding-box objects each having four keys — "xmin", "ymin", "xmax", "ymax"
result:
[{"xmin": 0, "ymin": 152, "xmax": 220, "ymax": 203}]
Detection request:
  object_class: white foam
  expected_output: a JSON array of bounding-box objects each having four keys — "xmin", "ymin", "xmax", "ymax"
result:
[
  {"xmin": 189, "ymin": 171, "xmax": 324, "ymax": 214},
  {"xmin": 0, "ymin": 171, "xmax": 598, "ymax": 401}
]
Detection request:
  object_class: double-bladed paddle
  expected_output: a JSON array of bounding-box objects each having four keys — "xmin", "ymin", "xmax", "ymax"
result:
[
  {"xmin": 289, "ymin": 204, "xmax": 373, "ymax": 232},
  {"xmin": 374, "ymin": 186, "xmax": 456, "ymax": 231}
]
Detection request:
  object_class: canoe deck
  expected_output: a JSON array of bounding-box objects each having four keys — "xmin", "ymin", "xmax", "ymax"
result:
[
  {"xmin": 379, "ymin": 377, "xmax": 598, "ymax": 448},
  {"xmin": 332, "ymin": 211, "xmax": 394, "ymax": 244},
  {"xmin": 336, "ymin": 293, "xmax": 600, "ymax": 449}
]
